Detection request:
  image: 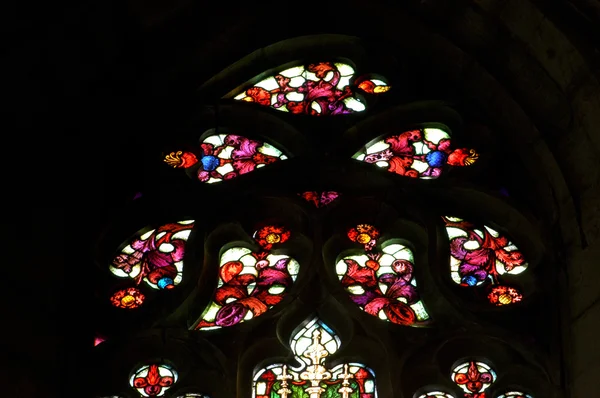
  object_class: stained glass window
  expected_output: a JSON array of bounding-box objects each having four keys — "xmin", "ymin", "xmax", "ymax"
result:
[
  {"xmin": 253, "ymin": 317, "xmax": 377, "ymax": 398},
  {"xmin": 335, "ymin": 224, "xmax": 430, "ymax": 326},
  {"xmin": 299, "ymin": 191, "xmax": 340, "ymax": 208},
  {"xmin": 164, "ymin": 134, "xmax": 287, "ymax": 183},
  {"xmin": 130, "ymin": 363, "xmax": 178, "ymax": 397},
  {"xmin": 451, "ymin": 360, "xmax": 496, "ymax": 398},
  {"xmin": 194, "ymin": 225, "xmax": 300, "ymax": 330},
  {"xmin": 233, "ymin": 62, "xmax": 389, "ymax": 115},
  {"xmin": 496, "ymin": 392, "xmax": 533, "ymax": 398},
  {"xmin": 417, "ymin": 392, "xmax": 455, "ymax": 398},
  {"xmin": 443, "ymin": 216, "xmax": 528, "ymax": 306},
  {"xmin": 109, "ymin": 220, "xmax": 194, "ymax": 291},
  {"xmin": 176, "ymin": 394, "xmax": 211, "ymax": 398},
  {"xmin": 352, "ymin": 128, "xmax": 478, "ymax": 179}
]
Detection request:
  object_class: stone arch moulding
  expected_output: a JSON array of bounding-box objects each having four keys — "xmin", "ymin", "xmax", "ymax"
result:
[{"xmin": 197, "ymin": 34, "xmax": 388, "ymax": 100}]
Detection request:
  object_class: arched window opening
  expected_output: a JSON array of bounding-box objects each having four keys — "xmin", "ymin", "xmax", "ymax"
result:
[
  {"xmin": 88, "ymin": 33, "xmax": 562, "ymax": 398},
  {"xmin": 335, "ymin": 224, "xmax": 430, "ymax": 326},
  {"xmin": 253, "ymin": 317, "xmax": 377, "ymax": 398}
]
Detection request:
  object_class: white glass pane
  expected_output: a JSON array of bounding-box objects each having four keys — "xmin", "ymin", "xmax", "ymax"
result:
[
  {"xmin": 423, "ymin": 128, "xmax": 450, "ymax": 143},
  {"xmin": 255, "ymin": 77, "xmax": 280, "ymax": 91},
  {"xmin": 365, "ymin": 140, "xmax": 389, "ymax": 154},
  {"xmin": 334, "ymin": 63, "xmax": 355, "ymax": 76}
]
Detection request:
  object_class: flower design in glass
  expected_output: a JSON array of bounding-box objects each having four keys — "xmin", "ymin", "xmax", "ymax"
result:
[
  {"xmin": 336, "ymin": 224, "xmax": 430, "ymax": 326},
  {"xmin": 299, "ymin": 191, "xmax": 340, "ymax": 208},
  {"xmin": 194, "ymin": 225, "xmax": 299, "ymax": 330},
  {"xmin": 253, "ymin": 317, "xmax": 377, "ymax": 398},
  {"xmin": 233, "ymin": 62, "xmax": 389, "ymax": 115},
  {"xmin": 130, "ymin": 363, "xmax": 178, "ymax": 397},
  {"xmin": 417, "ymin": 393, "xmax": 455, "ymax": 398},
  {"xmin": 109, "ymin": 220, "xmax": 194, "ymax": 290},
  {"xmin": 110, "ymin": 287, "xmax": 145, "ymax": 309},
  {"xmin": 451, "ymin": 361, "xmax": 496, "ymax": 398},
  {"xmin": 497, "ymin": 392, "xmax": 533, "ymax": 398},
  {"xmin": 353, "ymin": 128, "xmax": 478, "ymax": 179},
  {"xmin": 444, "ymin": 216, "xmax": 527, "ymax": 306},
  {"xmin": 164, "ymin": 134, "xmax": 287, "ymax": 183}
]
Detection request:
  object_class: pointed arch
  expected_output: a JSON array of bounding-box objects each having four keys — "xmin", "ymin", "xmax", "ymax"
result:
[{"xmin": 252, "ymin": 316, "xmax": 377, "ymax": 398}]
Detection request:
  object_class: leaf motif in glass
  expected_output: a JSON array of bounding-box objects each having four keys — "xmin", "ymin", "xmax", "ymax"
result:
[
  {"xmin": 194, "ymin": 225, "xmax": 299, "ymax": 330},
  {"xmin": 253, "ymin": 317, "xmax": 377, "ymax": 398},
  {"xmin": 130, "ymin": 363, "xmax": 178, "ymax": 397},
  {"xmin": 299, "ymin": 191, "xmax": 340, "ymax": 208},
  {"xmin": 451, "ymin": 361, "xmax": 496, "ymax": 398},
  {"xmin": 353, "ymin": 128, "xmax": 478, "ymax": 179},
  {"xmin": 487, "ymin": 285, "xmax": 523, "ymax": 306},
  {"xmin": 233, "ymin": 62, "xmax": 389, "ymax": 116},
  {"xmin": 336, "ymin": 224, "xmax": 430, "ymax": 326},
  {"xmin": 443, "ymin": 216, "xmax": 527, "ymax": 306},
  {"xmin": 164, "ymin": 134, "xmax": 287, "ymax": 183},
  {"xmin": 109, "ymin": 220, "xmax": 194, "ymax": 290}
]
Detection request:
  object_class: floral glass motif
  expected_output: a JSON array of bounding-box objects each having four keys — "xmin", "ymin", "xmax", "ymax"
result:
[
  {"xmin": 451, "ymin": 361, "xmax": 496, "ymax": 398},
  {"xmin": 353, "ymin": 128, "xmax": 478, "ymax": 179},
  {"xmin": 299, "ymin": 191, "xmax": 340, "ymax": 208},
  {"xmin": 336, "ymin": 224, "xmax": 430, "ymax": 326},
  {"xmin": 444, "ymin": 216, "xmax": 527, "ymax": 306},
  {"xmin": 110, "ymin": 287, "xmax": 145, "ymax": 309},
  {"xmin": 109, "ymin": 220, "xmax": 194, "ymax": 290},
  {"xmin": 417, "ymin": 392, "xmax": 455, "ymax": 398},
  {"xmin": 487, "ymin": 285, "xmax": 522, "ymax": 306},
  {"xmin": 233, "ymin": 62, "xmax": 389, "ymax": 115},
  {"xmin": 497, "ymin": 392, "xmax": 533, "ymax": 398},
  {"xmin": 253, "ymin": 317, "xmax": 377, "ymax": 398},
  {"xmin": 130, "ymin": 363, "xmax": 178, "ymax": 397},
  {"xmin": 164, "ymin": 134, "xmax": 287, "ymax": 184},
  {"xmin": 194, "ymin": 225, "xmax": 300, "ymax": 330}
]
